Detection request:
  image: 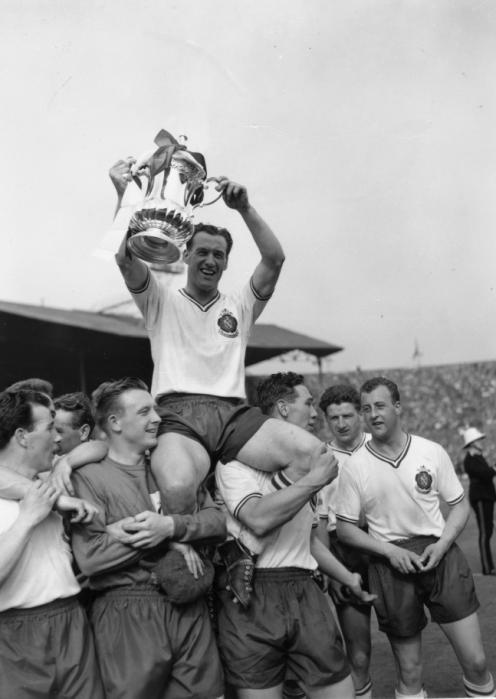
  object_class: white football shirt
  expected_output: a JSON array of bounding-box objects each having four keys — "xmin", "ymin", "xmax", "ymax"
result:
[
  {"xmin": 0, "ymin": 500, "xmax": 80, "ymax": 611},
  {"xmin": 335, "ymin": 434, "xmax": 464, "ymax": 542},
  {"xmin": 317, "ymin": 433, "xmax": 370, "ymax": 531},
  {"xmin": 130, "ymin": 270, "xmax": 269, "ymax": 398},
  {"xmin": 216, "ymin": 460, "xmax": 318, "ymax": 570}
]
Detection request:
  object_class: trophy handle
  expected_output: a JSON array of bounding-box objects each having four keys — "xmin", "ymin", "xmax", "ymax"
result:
[{"xmin": 196, "ymin": 177, "xmax": 223, "ymax": 208}]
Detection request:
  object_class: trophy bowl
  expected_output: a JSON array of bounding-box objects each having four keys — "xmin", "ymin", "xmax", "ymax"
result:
[{"xmin": 126, "ymin": 131, "xmax": 220, "ymax": 265}]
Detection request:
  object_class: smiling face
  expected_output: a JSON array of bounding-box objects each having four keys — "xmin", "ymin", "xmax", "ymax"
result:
[
  {"xmin": 183, "ymin": 232, "xmax": 229, "ymax": 294},
  {"xmin": 360, "ymin": 385, "xmax": 401, "ymax": 443},
  {"xmin": 112, "ymin": 389, "xmax": 160, "ymax": 452},
  {"xmin": 325, "ymin": 401, "xmax": 362, "ymax": 449}
]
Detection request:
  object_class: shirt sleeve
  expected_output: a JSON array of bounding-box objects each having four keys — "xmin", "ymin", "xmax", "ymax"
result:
[
  {"xmin": 436, "ymin": 445, "xmax": 464, "ymax": 505},
  {"xmin": 128, "ymin": 267, "xmax": 164, "ymax": 329},
  {"xmin": 335, "ymin": 461, "xmax": 362, "ymax": 524},
  {"xmin": 215, "ymin": 461, "xmax": 263, "ymax": 519},
  {"xmin": 70, "ymin": 470, "xmax": 143, "ymax": 577},
  {"xmin": 170, "ymin": 487, "xmax": 227, "ymax": 544},
  {"xmin": 235, "ymin": 277, "xmax": 271, "ymax": 326}
]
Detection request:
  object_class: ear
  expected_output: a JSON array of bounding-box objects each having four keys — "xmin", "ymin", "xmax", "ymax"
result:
[
  {"xmin": 275, "ymin": 399, "xmax": 289, "ymax": 419},
  {"xmin": 14, "ymin": 427, "xmax": 28, "ymax": 448},
  {"xmin": 394, "ymin": 402, "xmax": 402, "ymax": 416},
  {"xmin": 107, "ymin": 414, "xmax": 122, "ymax": 434},
  {"xmin": 182, "ymin": 247, "xmax": 191, "ymax": 265},
  {"xmin": 79, "ymin": 424, "xmax": 91, "ymax": 443}
]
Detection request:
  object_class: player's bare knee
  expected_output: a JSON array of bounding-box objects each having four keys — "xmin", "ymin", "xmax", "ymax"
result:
[
  {"xmin": 349, "ymin": 647, "xmax": 370, "ymax": 677},
  {"xmin": 161, "ymin": 484, "xmax": 198, "ymax": 516},
  {"xmin": 462, "ymin": 652, "xmax": 488, "ymax": 680}
]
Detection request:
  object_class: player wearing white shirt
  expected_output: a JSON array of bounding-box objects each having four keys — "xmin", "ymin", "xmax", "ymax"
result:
[
  {"xmin": 0, "ymin": 389, "xmax": 103, "ymax": 699},
  {"xmin": 336, "ymin": 377, "xmax": 493, "ymax": 699},
  {"xmin": 215, "ymin": 372, "xmax": 376, "ymax": 699},
  {"xmin": 112, "ymin": 163, "xmax": 331, "ymax": 605},
  {"xmin": 316, "ymin": 384, "xmax": 372, "ymax": 699}
]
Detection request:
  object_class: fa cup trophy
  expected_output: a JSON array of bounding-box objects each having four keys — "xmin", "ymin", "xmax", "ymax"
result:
[{"xmin": 125, "ymin": 129, "xmax": 221, "ymax": 265}]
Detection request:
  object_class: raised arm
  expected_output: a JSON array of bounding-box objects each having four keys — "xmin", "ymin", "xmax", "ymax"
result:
[
  {"xmin": 218, "ymin": 177, "xmax": 285, "ymax": 301},
  {"xmin": 110, "ymin": 158, "xmax": 149, "ymax": 291}
]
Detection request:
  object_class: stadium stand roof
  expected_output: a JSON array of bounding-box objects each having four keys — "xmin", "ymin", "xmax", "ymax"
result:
[{"xmin": 0, "ymin": 300, "xmax": 342, "ymax": 392}]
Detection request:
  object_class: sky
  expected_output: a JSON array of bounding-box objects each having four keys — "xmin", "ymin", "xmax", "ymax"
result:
[{"xmin": 1, "ymin": 0, "xmax": 496, "ymax": 373}]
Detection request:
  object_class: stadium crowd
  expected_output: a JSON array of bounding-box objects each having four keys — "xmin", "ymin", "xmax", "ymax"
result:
[{"xmin": 0, "ymin": 161, "xmax": 494, "ymax": 699}]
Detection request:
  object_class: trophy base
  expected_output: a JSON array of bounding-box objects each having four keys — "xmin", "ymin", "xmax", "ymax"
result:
[{"xmin": 127, "ymin": 228, "xmax": 182, "ymax": 265}]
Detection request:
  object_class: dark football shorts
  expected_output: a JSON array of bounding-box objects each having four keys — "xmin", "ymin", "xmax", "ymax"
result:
[
  {"xmin": 368, "ymin": 535, "xmax": 479, "ymax": 638},
  {"xmin": 328, "ymin": 530, "xmax": 371, "ymax": 613},
  {"xmin": 156, "ymin": 393, "xmax": 269, "ymax": 465},
  {"xmin": 216, "ymin": 567, "xmax": 350, "ymax": 691},
  {"xmin": 0, "ymin": 596, "xmax": 104, "ymax": 699},
  {"xmin": 90, "ymin": 586, "xmax": 223, "ymax": 699}
]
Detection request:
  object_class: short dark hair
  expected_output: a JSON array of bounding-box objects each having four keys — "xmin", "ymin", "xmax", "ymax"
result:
[
  {"xmin": 92, "ymin": 377, "xmax": 149, "ymax": 432},
  {"xmin": 360, "ymin": 377, "xmax": 400, "ymax": 403},
  {"xmin": 256, "ymin": 372, "xmax": 305, "ymax": 415},
  {"xmin": 0, "ymin": 390, "xmax": 52, "ymax": 450},
  {"xmin": 54, "ymin": 392, "xmax": 95, "ymax": 432},
  {"xmin": 186, "ymin": 223, "xmax": 233, "ymax": 257},
  {"xmin": 319, "ymin": 384, "xmax": 360, "ymax": 414},
  {"xmin": 6, "ymin": 378, "xmax": 54, "ymax": 397}
]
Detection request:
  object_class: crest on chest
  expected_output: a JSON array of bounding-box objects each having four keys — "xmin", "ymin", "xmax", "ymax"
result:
[{"xmin": 217, "ymin": 308, "xmax": 239, "ymax": 338}]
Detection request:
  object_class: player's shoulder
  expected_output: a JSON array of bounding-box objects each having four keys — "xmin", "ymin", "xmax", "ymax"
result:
[
  {"xmin": 410, "ymin": 433, "xmax": 445, "ymax": 455},
  {"xmin": 72, "ymin": 459, "xmax": 115, "ymax": 486},
  {"xmin": 216, "ymin": 459, "xmax": 268, "ymax": 489}
]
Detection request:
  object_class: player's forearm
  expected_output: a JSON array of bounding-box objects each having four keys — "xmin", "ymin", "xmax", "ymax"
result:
[
  {"xmin": 310, "ymin": 534, "xmax": 357, "ymax": 587},
  {"xmin": 336, "ymin": 519, "xmax": 389, "ymax": 558},
  {"xmin": 71, "ymin": 529, "xmax": 142, "ymax": 577},
  {"xmin": 0, "ymin": 467, "xmax": 31, "ymax": 499},
  {"xmin": 115, "ymin": 232, "xmax": 149, "ymax": 289},
  {"xmin": 0, "ymin": 516, "xmax": 36, "ymax": 583},
  {"xmin": 237, "ymin": 485, "xmax": 315, "ymax": 537},
  {"xmin": 171, "ymin": 506, "xmax": 227, "ymax": 545},
  {"xmin": 66, "ymin": 441, "xmax": 108, "ymax": 470},
  {"xmin": 438, "ymin": 498, "xmax": 470, "ymax": 550},
  {"xmin": 240, "ymin": 205, "xmax": 285, "ymax": 269}
]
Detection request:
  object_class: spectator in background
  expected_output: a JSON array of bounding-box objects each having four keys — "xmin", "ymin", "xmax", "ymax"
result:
[
  {"xmin": 54, "ymin": 392, "xmax": 95, "ymax": 455},
  {"xmin": 462, "ymin": 427, "xmax": 496, "ymax": 576}
]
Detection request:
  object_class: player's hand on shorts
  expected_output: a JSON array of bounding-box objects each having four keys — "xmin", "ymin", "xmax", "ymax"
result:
[
  {"xmin": 109, "ymin": 157, "xmax": 136, "ymax": 196},
  {"xmin": 418, "ymin": 541, "xmax": 448, "ymax": 571},
  {"xmin": 215, "ymin": 177, "xmax": 250, "ymax": 212},
  {"xmin": 50, "ymin": 456, "xmax": 74, "ymax": 496},
  {"xmin": 346, "ymin": 573, "xmax": 377, "ymax": 605},
  {"xmin": 19, "ymin": 480, "xmax": 59, "ymax": 528},
  {"xmin": 56, "ymin": 495, "xmax": 98, "ymax": 523},
  {"xmin": 170, "ymin": 542, "xmax": 205, "ymax": 580},
  {"xmin": 328, "ymin": 577, "xmax": 350, "ymax": 604},
  {"xmin": 385, "ymin": 544, "xmax": 424, "ymax": 574},
  {"xmin": 115, "ymin": 511, "xmax": 175, "ymax": 549}
]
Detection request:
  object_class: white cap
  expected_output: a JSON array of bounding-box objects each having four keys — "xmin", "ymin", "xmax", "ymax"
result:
[{"xmin": 462, "ymin": 427, "xmax": 486, "ymax": 449}]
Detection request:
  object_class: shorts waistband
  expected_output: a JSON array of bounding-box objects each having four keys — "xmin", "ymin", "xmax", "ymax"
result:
[
  {"xmin": 156, "ymin": 393, "xmax": 244, "ymax": 407},
  {"xmin": 94, "ymin": 585, "xmax": 163, "ymax": 600},
  {"xmin": 255, "ymin": 567, "xmax": 314, "ymax": 581},
  {"xmin": 391, "ymin": 535, "xmax": 439, "ymax": 547},
  {"xmin": 0, "ymin": 595, "xmax": 79, "ymax": 620}
]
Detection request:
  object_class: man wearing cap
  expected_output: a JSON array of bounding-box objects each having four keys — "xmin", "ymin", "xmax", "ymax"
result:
[
  {"xmin": 336, "ymin": 377, "xmax": 493, "ymax": 699},
  {"xmin": 462, "ymin": 427, "xmax": 496, "ymax": 575}
]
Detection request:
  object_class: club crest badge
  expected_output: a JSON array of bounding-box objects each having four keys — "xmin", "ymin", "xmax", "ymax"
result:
[
  {"xmin": 217, "ymin": 308, "xmax": 239, "ymax": 338},
  {"xmin": 415, "ymin": 467, "xmax": 433, "ymax": 494}
]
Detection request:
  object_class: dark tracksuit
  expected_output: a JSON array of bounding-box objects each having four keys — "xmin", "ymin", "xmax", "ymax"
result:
[
  {"xmin": 71, "ymin": 457, "xmax": 226, "ymax": 699},
  {"xmin": 464, "ymin": 452, "xmax": 496, "ymax": 574}
]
